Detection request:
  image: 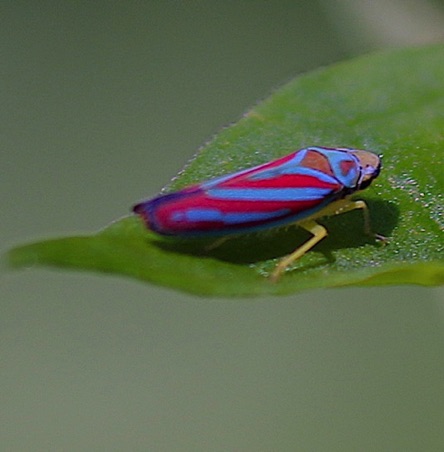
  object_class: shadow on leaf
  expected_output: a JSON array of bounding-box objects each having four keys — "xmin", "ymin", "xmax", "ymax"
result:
[{"xmin": 149, "ymin": 199, "xmax": 399, "ymax": 266}]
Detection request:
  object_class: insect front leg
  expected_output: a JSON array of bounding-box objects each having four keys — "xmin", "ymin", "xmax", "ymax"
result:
[
  {"xmin": 270, "ymin": 220, "xmax": 327, "ymax": 282},
  {"xmin": 335, "ymin": 200, "xmax": 387, "ymax": 242}
]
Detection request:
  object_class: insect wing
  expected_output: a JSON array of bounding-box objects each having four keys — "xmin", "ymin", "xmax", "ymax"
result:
[{"xmin": 134, "ymin": 148, "xmax": 356, "ymax": 236}]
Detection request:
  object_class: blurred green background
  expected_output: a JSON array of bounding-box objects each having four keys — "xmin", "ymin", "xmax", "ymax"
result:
[{"xmin": 2, "ymin": 2, "xmax": 444, "ymax": 450}]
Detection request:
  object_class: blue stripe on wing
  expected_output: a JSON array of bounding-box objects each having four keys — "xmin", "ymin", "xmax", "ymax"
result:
[
  {"xmin": 172, "ymin": 208, "xmax": 291, "ymax": 225},
  {"xmin": 201, "ymin": 150, "xmax": 308, "ymax": 189},
  {"xmin": 248, "ymin": 166, "xmax": 338, "ymax": 184},
  {"xmin": 207, "ymin": 187, "xmax": 333, "ymax": 202}
]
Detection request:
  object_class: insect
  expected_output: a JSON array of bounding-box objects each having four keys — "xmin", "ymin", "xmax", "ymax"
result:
[{"xmin": 133, "ymin": 146, "xmax": 384, "ymax": 281}]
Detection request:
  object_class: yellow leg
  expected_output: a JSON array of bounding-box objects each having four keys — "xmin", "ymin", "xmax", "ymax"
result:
[
  {"xmin": 269, "ymin": 199, "xmax": 387, "ymax": 282},
  {"xmin": 334, "ymin": 200, "xmax": 387, "ymax": 242},
  {"xmin": 205, "ymin": 236, "xmax": 229, "ymax": 251},
  {"xmin": 270, "ymin": 220, "xmax": 327, "ymax": 282}
]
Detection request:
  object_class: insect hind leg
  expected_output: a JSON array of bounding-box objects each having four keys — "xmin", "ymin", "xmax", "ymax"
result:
[
  {"xmin": 270, "ymin": 220, "xmax": 327, "ymax": 282},
  {"xmin": 269, "ymin": 199, "xmax": 387, "ymax": 282}
]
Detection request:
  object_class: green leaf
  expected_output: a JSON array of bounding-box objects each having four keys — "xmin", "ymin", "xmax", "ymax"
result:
[{"xmin": 6, "ymin": 45, "xmax": 444, "ymax": 297}]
